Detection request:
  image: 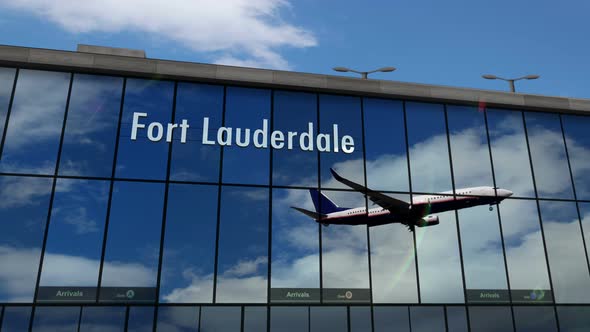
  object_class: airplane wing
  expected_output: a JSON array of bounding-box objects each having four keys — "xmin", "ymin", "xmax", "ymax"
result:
[{"xmin": 330, "ymin": 168, "xmax": 410, "ymax": 215}]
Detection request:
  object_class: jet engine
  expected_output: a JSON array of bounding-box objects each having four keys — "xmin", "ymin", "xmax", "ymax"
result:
[{"xmin": 417, "ymin": 215, "xmax": 440, "ymax": 227}]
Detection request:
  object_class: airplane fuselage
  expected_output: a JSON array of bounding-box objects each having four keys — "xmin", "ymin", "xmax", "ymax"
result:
[{"xmin": 320, "ymin": 186, "xmax": 512, "ymax": 227}]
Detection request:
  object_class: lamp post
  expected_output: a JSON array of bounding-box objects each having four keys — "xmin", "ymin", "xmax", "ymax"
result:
[
  {"xmin": 481, "ymin": 74, "xmax": 540, "ymax": 93},
  {"xmin": 333, "ymin": 66, "xmax": 396, "ymax": 79}
]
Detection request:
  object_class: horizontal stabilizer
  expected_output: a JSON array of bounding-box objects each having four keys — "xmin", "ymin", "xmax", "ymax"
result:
[{"xmin": 291, "ymin": 207, "xmax": 325, "ymax": 220}]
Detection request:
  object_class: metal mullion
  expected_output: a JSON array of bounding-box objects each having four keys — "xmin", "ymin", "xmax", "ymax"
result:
[
  {"xmin": 152, "ymin": 81, "xmax": 178, "ymax": 332},
  {"xmin": 402, "ymin": 101, "xmax": 420, "ymax": 304},
  {"xmin": 443, "ymin": 306, "xmax": 448, "ymax": 332},
  {"xmin": 267, "ymin": 90, "xmax": 274, "ymax": 309},
  {"xmin": 0, "ymin": 305, "xmax": 4, "ymax": 332},
  {"xmin": 317, "ymin": 94, "xmax": 323, "ymax": 304},
  {"xmin": 31, "ymin": 72, "xmax": 74, "ymax": 320},
  {"xmin": 0, "ymin": 68, "xmax": 18, "ymax": 160},
  {"xmin": 212, "ymin": 86, "xmax": 227, "ymax": 303},
  {"xmin": 266, "ymin": 91, "xmax": 274, "ymax": 332},
  {"xmin": 76, "ymin": 306, "xmax": 82, "ymax": 332},
  {"xmin": 552, "ymin": 305, "xmax": 561, "ymax": 332},
  {"xmin": 346, "ymin": 306, "xmax": 351, "ymax": 332},
  {"xmin": 559, "ymin": 114, "xmax": 590, "ymax": 280},
  {"xmin": 123, "ymin": 306, "xmax": 130, "ymax": 331},
  {"xmin": 443, "ymin": 105, "xmax": 468, "ymax": 307},
  {"xmin": 483, "ymin": 109, "xmax": 514, "ymax": 317},
  {"xmin": 96, "ymin": 77, "xmax": 127, "ymax": 301},
  {"xmin": 359, "ymin": 98, "xmax": 373, "ymax": 293},
  {"xmin": 521, "ymin": 111, "xmax": 556, "ymax": 305},
  {"xmin": 359, "ymin": 98, "xmax": 374, "ymax": 332},
  {"xmin": 240, "ymin": 306, "xmax": 245, "ymax": 332}
]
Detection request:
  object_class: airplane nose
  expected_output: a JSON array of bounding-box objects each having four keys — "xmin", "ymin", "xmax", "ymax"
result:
[{"xmin": 498, "ymin": 189, "xmax": 513, "ymax": 197}]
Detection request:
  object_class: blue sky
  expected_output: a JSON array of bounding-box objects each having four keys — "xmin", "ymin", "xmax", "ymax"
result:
[{"xmin": 0, "ymin": 0, "xmax": 589, "ymax": 98}]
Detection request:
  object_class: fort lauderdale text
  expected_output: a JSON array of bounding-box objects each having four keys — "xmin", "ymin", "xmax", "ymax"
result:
[{"xmin": 130, "ymin": 112, "xmax": 355, "ymax": 153}]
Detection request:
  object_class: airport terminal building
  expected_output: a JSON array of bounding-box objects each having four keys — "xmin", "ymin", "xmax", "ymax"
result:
[{"xmin": 1, "ymin": 44, "xmax": 590, "ymax": 331}]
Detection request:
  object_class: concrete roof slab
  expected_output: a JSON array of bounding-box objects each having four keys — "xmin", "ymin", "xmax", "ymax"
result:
[
  {"xmin": 29, "ymin": 49, "xmax": 94, "ymax": 67},
  {"xmin": 156, "ymin": 60, "xmax": 217, "ymax": 80}
]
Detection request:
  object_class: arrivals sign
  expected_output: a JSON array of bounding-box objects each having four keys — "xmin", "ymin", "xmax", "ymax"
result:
[{"xmin": 130, "ymin": 112, "xmax": 356, "ymax": 153}]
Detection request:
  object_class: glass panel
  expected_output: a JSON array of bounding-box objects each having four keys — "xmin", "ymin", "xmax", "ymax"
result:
[
  {"xmin": 0, "ymin": 70, "xmax": 70, "ymax": 175},
  {"xmin": 487, "ymin": 109, "xmax": 535, "ymax": 198},
  {"xmin": 156, "ymin": 306, "xmax": 199, "ymax": 332},
  {"xmin": 31, "ymin": 306, "xmax": 79, "ymax": 332},
  {"xmin": 271, "ymin": 188, "xmax": 320, "ymax": 303},
  {"xmin": 99, "ymin": 181, "xmax": 164, "ymax": 303},
  {"xmin": 579, "ymin": 203, "xmax": 590, "ymax": 269},
  {"xmin": 458, "ymin": 205, "xmax": 508, "ymax": 303},
  {"xmin": 38, "ymin": 179, "xmax": 109, "ymax": 302},
  {"xmin": 159, "ymin": 184, "xmax": 218, "ymax": 303},
  {"xmin": 79, "ymin": 307, "xmax": 125, "ymax": 332},
  {"xmin": 0, "ymin": 67, "xmax": 16, "ymax": 146},
  {"xmin": 416, "ymin": 207, "xmax": 464, "ymax": 303},
  {"xmin": 447, "ymin": 105, "xmax": 494, "ymax": 191},
  {"xmin": 115, "ymin": 78, "xmax": 173, "ymax": 180},
  {"xmin": 1, "ymin": 306, "xmax": 32, "ymax": 332},
  {"xmin": 513, "ymin": 306, "xmax": 557, "ymax": 332},
  {"xmin": 273, "ymin": 90, "xmax": 318, "ymax": 187},
  {"xmin": 373, "ymin": 306, "xmax": 409, "ymax": 332},
  {"xmin": 310, "ymin": 307, "xmax": 347, "ymax": 332},
  {"xmin": 556, "ymin": 306, "xmax": 590, "ymax": 332},
  {"xmin": 270, "ymin": 307, "xmax": 308, "ymax": 332},
  {"xmin": 525, "ymin": 112, "xmax": 574, "ymax": 199},
  {"xmin": 562, "ymin": 115, "xmax": 590, "ymax": 200},
  {"xmin": 406, "ymin": 102, "xmax": 452, "ymax": 193},
  {"xmin": 127, "ymin": 306, "xmax": 154, "ymax": 332},
  {"xmin": 221, "ymin": 87, "xmax": 270, "ymax": 185},
  {"xmin": 170, "ymin": 83, "xmax": 223, "ymax": 182},
  {"xmin": 446, "ymin": 306, "xmax": 468, "ymax": 332},
  {"xmin": 319, "ymin": 94, "xmax": 364, "ymax": 190},
  {"xmin": 216, "ymin": 186, "xmax": 268, "ymax": 303},
  {"xmin": 370, "ymin": 194, "xmax": 418, "ymax": 303},
  {"xmin": 321, "ymin": 190, "xmax": 370, "ymax": 304},
  {"xmin": 0, "ymin": 176, "xmax": 53, "ymax": 302},
  {"xmin": 468, "ymin": 306, "xmax": 514, "ymax": 332},
  {"xmin": 59, "ymin": 74, "xmax": 123, "ymax": 177},
  {"xmin": 448, "ymin": 105, "xmax": 509, "ymax": 302},
  {"xmin": 499, "ymin": 198, "xmax": 552, "ymax": 303},
  {"xmin": 244, "ymin": 307, "xmax": 267, "ymax": 332},
  {"xmin": 350, "ymin": 307, "xmax": 372, "ymax": 332},
  {"xmin": 410, "ymin": 307, "xmax": 445, "ymax": 332},
  {"xmin": 363, "ymin": 98, "xmax": 408, "ymax": 192},
  {"xmin": 200, "ymin": 307, "xmax": 241, "ymax": 332},
  {"xmin": 539, "ymin": 201, "xmax": 590, "ymax": 303}
]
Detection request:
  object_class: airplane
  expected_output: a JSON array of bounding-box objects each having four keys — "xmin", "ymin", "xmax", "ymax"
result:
[{"xmin": 292, "ymin": 168, "xmax": 513, "ymax": 231}]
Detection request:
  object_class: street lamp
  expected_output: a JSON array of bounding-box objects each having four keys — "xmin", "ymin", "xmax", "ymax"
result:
[
  {"xmin": 481, "ymin": 74, "xmax": 540, "ymax": 93},
  {"xmin": 333, "ymin": 66, "xmax": 396, "ymax": 79}
]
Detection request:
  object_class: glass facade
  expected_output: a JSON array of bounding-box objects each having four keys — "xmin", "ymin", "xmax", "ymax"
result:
[{"xmin": 0, "ymin": 67, "xmax": 589, "ymax": 330}]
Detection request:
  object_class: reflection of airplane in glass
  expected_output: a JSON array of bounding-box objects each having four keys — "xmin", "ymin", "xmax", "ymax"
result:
[{"xmin": 292, "ymin": 169, "xmax": 513, "ymax": 231}]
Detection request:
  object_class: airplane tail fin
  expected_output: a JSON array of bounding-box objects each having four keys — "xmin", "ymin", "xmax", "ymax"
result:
[
  {"xmin": 309, "ymin": 189, "xmax": 349, "ymax": 214},
  {"xmin": 292, "ymin": 189, "xmax": 349, "ymax": 220}
]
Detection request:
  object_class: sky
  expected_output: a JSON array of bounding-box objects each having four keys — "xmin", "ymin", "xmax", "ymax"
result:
[{"xmin": 0, "ymin": 0, "xmax": 589, "ymax": 99}]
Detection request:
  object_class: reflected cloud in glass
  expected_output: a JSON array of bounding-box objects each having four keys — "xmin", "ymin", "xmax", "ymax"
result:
[{"xmin": 0, "ymin": 70, "xmax": 70, "ymax": 175}]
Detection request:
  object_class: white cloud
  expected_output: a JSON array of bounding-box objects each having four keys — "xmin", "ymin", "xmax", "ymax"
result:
[
  {"xmin": 225, "ymin": 256, "xmax": 267, "ymax": 277},
  {"xmin": 0, "ymin": 176, "xmax": 52, "ymax": 209},
  {"xmin": 0, "ymin": 245, "xmax": 156, "ymax": 301},
  {"xmin": 0, "ymin": 0, "xmax": 317, "ymax": 69}
]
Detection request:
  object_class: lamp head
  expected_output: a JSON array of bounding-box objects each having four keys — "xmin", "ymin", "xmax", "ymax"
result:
[
  {"xmin": 378, "ymin": 66, "xmax": 396, "ymax": 72},
  {"xmin": 482, "ymin": 74, "xmax": 498, "ymax": 80},
  {"xmin": 332, "ymin": 67, "xmax": 350, "ymax": 73}
]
